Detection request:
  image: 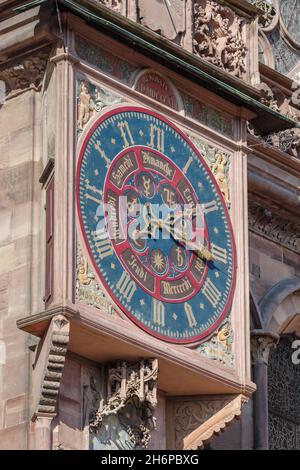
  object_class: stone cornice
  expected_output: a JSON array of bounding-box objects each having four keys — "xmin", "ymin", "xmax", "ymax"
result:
[
  {"xmin": 57, "ymin": 0, "xmax": 297, "ymax": 132},
  {"xmin": 0, "ymin": 3, "xmax": 56, "ymax": 62},
  {"xmin": 17, "ymin": 303, "xmax": 256, "ymax": 398}
]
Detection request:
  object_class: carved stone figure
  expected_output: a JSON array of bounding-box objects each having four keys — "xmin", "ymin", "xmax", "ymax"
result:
[
  {"xmin": 198, "ymin": 320, "xmax": 234, "ymax": 368},
  {"xmin": 77, "ymin": 81, "xmax": 94, "ymax": 130},
  {"xmin": 193, "ymin": 0, "xmax": 247, "ymax": 78},
  {"xmin": 77, "ymin": 78, "xmax": 123, "ymax": 132},
  {"xmin": 212, "ymin": 153, "xmax": 230, "ymax": 205}
]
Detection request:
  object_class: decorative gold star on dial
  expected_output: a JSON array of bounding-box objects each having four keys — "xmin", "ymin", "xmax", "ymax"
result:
[{"xmin": 152, "ymin": 252, "xmax": 165, "ymax": 271}]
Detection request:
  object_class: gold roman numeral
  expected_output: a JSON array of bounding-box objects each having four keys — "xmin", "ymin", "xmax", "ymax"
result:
[
  {"xmin": 211, "ymin": 244, "xmax": 227, "ymax": 264},
  {"xmin": 183, "ymin": 156, "xmax": 193, "ymax": 175},
  {"xmin": 184, "ymin": 303, "xmax": 197, "ymax": 328},
  {"xmin": 202, "ymin": 200, "xmax": 219, "ymax": 214},
  {"xmin": 116, "ymin": 272, "xmax": 137, "ymax": 301},
  {"xmin": 202, "ymin": 278, "xmax": 221, "ymax": 308},
  {"xmin": 95, "ymin": 237, "xmax": 113, "ymax": 259},
  {"xmin": 148, "ymin": 124, "xmax": 165, "ymax": 152},
  {"xmin": 118, "ymin": 121, "xmax": 135, "ymax": 148},
  {"xmin": 153, "ymin": 299, "xmax": 165, "ymax": 327}
]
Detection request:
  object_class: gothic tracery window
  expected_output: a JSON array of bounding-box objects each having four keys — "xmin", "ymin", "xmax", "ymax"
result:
[{"xmin": 268, "ymin": 335, "xmax": 300, "ymax": 449}]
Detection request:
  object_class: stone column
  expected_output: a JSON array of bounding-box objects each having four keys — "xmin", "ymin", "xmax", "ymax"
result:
[
  {"xmin": 251, "ymin": 331, "xmax": 278, "ymax": 450},
  {"xmin": 33, "ymin": 415, "xmax": 54, "ymax": 450}
]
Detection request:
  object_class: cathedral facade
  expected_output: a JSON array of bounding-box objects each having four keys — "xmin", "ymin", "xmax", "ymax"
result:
[{"xmin": 0, "ymin": 0, "xmax": 299, "ymax": 450}]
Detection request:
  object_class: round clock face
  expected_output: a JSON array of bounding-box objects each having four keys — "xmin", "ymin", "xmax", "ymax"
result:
[{"xmin": 76, "ymin": 106, "xmax": 237, "ymax": 344}]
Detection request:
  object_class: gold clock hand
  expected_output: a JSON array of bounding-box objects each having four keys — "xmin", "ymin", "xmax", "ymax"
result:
[{"xmin": 161, "ymin": 222, "xmax": 215, "ymax": 262}]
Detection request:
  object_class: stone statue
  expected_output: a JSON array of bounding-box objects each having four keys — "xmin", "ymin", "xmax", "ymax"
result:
[{"xmin": 212, "ymin": 153, "xmax": 230, "ymax": 205}]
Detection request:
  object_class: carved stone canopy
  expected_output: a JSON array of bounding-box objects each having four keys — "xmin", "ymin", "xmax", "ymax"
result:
[{"xmin": 89, "ymin": 359, "xmax": 158, "ymax": 449}]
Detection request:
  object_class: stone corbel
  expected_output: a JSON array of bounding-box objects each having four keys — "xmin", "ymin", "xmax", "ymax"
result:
[
  {"xmin": 32, "ymin": 314, "xmax": 70, "ymax": 420},
  {"xmin": 183, "ymin": 395, "xmax": 248, "ymax": 450},
  {"xmin": 170, "ymin": 394, "xmax": 248, "ymax": 450}
]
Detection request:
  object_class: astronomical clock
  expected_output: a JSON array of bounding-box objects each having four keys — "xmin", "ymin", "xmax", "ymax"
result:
[
  {"xmin": 16, "ymin": 1, "xmax": 255, "ymax": 451},
  {"xmin": 77, "ymin": 107, "xmax": 236, "ymax": 344}
]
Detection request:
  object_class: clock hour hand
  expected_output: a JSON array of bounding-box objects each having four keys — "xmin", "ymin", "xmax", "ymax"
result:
[{"xmin": 161, "ymin": 222, "xmax": 215, "ymax": 262}]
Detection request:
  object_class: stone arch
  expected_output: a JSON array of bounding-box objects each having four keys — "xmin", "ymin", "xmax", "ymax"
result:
[{"xmin": 258, "ymin": 277, "xmax": 300, "ymax": 334}]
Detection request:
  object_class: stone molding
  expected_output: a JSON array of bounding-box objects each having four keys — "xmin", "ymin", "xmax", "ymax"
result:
[
  {"xmin": 173, "ymin": 394, "xmax": 248, "ymax": 449},
  {"xmin": 33, "ymin": 315, "xmax": 70, "ymax": 418}
]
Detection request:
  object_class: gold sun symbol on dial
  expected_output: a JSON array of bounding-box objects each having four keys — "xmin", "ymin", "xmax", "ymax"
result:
[{"xmin": 150, "ymin": 249, "xmax": 167, "ymax": 274}]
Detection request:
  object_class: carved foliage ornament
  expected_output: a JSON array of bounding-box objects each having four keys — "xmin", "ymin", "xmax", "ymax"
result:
[
  {"xmin": 257, "ymin": 81, "xmax": 300, "ymax": 122},
  {"xmin": 76, "ymin": 243, "xmax": 114, "ymax": 313},
  {"xmin": 248, "ymin": 0, "xmax": 277, "ymax": 29},
  {"xmin": 0, "ymin": 49, "xmax": 50, "ymax": 96},
  {"xmin": 96, "ymin": 0, "xmax": 122, "ymax": 13},
  {"xmin": 248, "ymin": 201, "xmax": 300, "ymax": 253},
  {"xmin": 251, "ymin": 332, "xmax": 278, "ymax": 365},
  {"xmin": 193, "ymin": 0, "xmax": 247, "ymax": 78},
  {"xmin": 89, "ymin": 359, "xmax": 158, "ymax": 449},
  {"xmin": 264, "ymin": 127, "xmax": 300, "ymax": 158}
]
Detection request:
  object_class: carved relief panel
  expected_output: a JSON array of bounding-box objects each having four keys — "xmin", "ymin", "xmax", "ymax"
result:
[{"xmin": 192, "ymin": 0, "xmax": 248, "ymax": 78}]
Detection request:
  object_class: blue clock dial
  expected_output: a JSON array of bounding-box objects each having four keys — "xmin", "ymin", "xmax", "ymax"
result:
[{"xmin": 76, "ymin": 106, "xmax": 237, "ymax": 344}]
